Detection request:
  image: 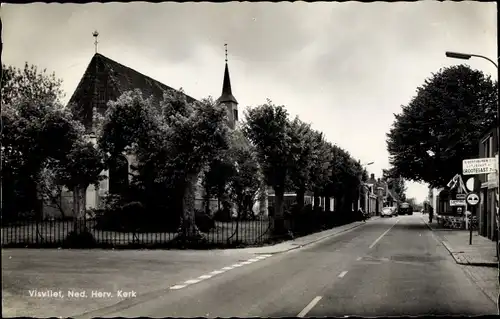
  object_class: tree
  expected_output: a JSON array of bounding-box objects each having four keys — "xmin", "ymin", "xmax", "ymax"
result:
[
  {"xmin": 202, "ymin": 155, "xmax": 235, "ymax": 215},
  {"xmin": 1, "ymin": 101, "xmax": 80, "ymax": 221},
  {"xmin": 99, "ymin": 89, "xmax": 230, "ymax": 240},
  {"xmin": 1, "ymin": 63, "xmax": 68, "ymax": 220},
  {"xmin": 243, "ymin": 100, "xmax": 293, "ymax": 235},
  {"xmin": 227, "ymin": 130, "xmax": 262, "ymax": 219},
  {"xmin": 326, "ymin": 145, "xmax": 363, "ymax": 212},
  {"xmin": 308, "ymin": 133, "xmax": 333, "ymax": 210},
  {"xmin": 386, "ymin": 65, "xmax": 498, "ymax": 188},
  {"xmin": 287, "ymin": 117, "xmax": 316, "ymax": 209},
  {"xmin": 382, "ymin": 168, "xmax": 407, "ymax": 202},
  {"xmin": 51, "ymin": 136, "xmax": 106, "ymax": 232},
  {"xmin": 1, "ymin": 62, "xmax": 65, "ymax": 106}
]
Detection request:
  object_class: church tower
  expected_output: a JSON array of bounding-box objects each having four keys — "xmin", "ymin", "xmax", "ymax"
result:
[{"xmin": 217, "ymin": 44, "xmax": 238, "ymax": 130}]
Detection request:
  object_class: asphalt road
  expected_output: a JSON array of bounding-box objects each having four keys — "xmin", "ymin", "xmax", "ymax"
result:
[{"xmin": 73, "ymin": 214, "xmax": 498, "ymax": 317}]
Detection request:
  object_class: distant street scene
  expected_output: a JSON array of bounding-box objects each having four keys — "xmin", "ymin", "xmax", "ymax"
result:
[{"xmin": 1, "ymin": 1, "xmax": 498, "ymax": 317}]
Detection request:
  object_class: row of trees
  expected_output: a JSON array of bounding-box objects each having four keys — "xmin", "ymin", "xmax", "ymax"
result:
[
  {"xmin": 386, "ymin": 64, "xmax": 498, "ymax": 189},
  {"xmin": 2, "ymin": 62, "xmax": 372, "ymax": 241}
]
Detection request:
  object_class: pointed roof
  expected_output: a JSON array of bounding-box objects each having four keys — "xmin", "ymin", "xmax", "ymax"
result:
[
  {"xmin": 217, "ymin": 63, "xmax": 238, "ymax": 105},
  {"xmin": 68, "ymin": 53, "xmax": 198, "ymax": 112}
]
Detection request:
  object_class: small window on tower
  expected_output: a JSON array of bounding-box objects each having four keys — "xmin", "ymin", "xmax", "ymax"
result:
[{"xmin": 233, "ymin": 109, "xmax": 238, "ymax": 122}]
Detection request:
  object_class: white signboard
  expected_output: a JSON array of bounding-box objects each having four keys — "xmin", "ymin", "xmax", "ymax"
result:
[
  {"xmin": 449, "ymin": 199, "xmax": 466, "ymax": 206},
  {"xmin": 466, "ymin": 193, "xmax": 480, "ymax": 206},
  {"xmin": 462, "ymin": 158, "xmax": 497, "ymax": 175}
]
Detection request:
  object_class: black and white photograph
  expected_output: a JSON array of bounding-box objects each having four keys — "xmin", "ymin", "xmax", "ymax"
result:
[{"xmin": 1, "ymin": 1, "xmax": 498, "ymax": 317}]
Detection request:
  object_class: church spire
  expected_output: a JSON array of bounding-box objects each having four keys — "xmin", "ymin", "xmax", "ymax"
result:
[{"xmin": 218, "ymin": 44, "xmax": 238, "ymax": 105}]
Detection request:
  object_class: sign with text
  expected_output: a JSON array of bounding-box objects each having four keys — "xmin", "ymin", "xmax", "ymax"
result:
[
  {"xmin": 462, "ymin": 158, "xmax": 497, "ymax": 175},
  {"xmin": 455, "ymin": 193, "xmax": 466, "ymax": 200},
  {"xmin": 449, "ymin": 199, "xmax": 466, "ymax": 206}
]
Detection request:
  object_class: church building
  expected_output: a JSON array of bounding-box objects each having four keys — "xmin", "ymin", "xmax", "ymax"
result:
[{"xmin": 43, "ymin": 44, "xmax": 267, "ymax": 217}]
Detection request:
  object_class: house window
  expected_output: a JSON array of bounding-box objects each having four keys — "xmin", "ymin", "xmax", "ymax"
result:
[
  {"xmin": 482, "ymin": 134, "xmax": 492, "ymax": 158},
  {"xmin": 233, "ymin": 109, "xmax": 239, "ymax": 122}
]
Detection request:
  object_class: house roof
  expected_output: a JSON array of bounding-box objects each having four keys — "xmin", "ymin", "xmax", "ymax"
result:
[{"xmin": 67, "ymin": 53, "xmax": 198, "ymax": 110}]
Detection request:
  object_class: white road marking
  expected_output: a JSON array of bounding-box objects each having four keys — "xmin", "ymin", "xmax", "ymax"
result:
[
  {"xmin": 170, "ymin": 285, "xmax": 186, "ymax": 290},
  {"xmin": 168, "ymin": 254, "xmax": 273, "ymax": 290},
  {"xmin": 356, "ymin": 257, "xmax": 362, "ymax": 261},
  {"xmin": 369, "ymin": 219, "xmax": 400, "ymax": 249},
  {"xmin": 338, "ymin": 271, "xmax": 348, "ymax": 278},
  {"xmin": 298, "ymin": 296, "xmax": 322, "ymax": 317}
]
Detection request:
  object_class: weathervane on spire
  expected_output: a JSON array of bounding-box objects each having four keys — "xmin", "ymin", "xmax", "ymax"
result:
[
  {"xmin": 224, "ymin": 43, "xmax": 228, "ymax": 63},
  {"xmin": 93, "ymin": 30, "xmax": 99, "ymax": 54}
]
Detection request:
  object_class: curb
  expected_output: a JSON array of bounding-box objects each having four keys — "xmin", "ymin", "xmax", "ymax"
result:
[
  {"xmin": 423, "ymin": 218, "xmax": 498, "ymax": 268},
  {"xmin": 260, "ymin": 217, "xmax": 381, "ymax": 255}
]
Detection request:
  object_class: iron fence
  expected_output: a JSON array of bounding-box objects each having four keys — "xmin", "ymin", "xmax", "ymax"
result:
[{"xmin": 1, "ymin": 217, "xmax": 273, "ymax": 249}]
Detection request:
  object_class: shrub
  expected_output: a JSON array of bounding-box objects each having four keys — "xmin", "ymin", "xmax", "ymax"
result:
[
  {"xmin": 195, "ymin": 209, "xmax": 215, "ymax": 232},
  {"xmin": 213, "ymin": 201, "xmax": 232, "ymax": 222},
  {"xmin": 64, "ymin": 229, "xmax": 97, "ymax": 248}
]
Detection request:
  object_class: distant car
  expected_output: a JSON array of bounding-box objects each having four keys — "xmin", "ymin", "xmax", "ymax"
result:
[
  {"xmin": 399, "ymin": 202, "xmax": 413, "ymax": 215},
  {"xmin": 381, "ymin": 207, "xmax": 393, "ymax": 217}
]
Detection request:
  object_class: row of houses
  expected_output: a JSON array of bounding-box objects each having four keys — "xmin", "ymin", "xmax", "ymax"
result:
[
  {"xmin": 361, "ymin": 173, "xmax": 398, "ymax": 216},
  {"xmin": 429, "ymin": 124, "xmax": 498, "ymax": 242}
]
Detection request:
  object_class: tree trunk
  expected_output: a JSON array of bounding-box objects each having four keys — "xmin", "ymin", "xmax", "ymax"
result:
[
  {"xmin": 272, "ymin": 186, "xmax": 287, "ymax": 235},
  {"xmin": 72, "ymin": 185, "xmax": 87, "ymax": 233},
  {"xmin": 177, "ymin": 173, "xmax": 203, "ymax": 240},
  {"xmin": 203, "ymin": 189, "xmax": 211, "ymax": 216},
  {"xmin": 296, "ymin": 187, "xmax": 306, "ymax": 210},
  {"xmin": 313, "ymin": 190, "xmax": 321, "ymax": 211}
]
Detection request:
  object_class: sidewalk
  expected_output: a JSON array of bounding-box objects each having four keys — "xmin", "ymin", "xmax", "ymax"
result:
[
  {"xmin": 423, "ymin": 216, "xmax": 498, "ymax": 267},
  {"xmin": 242, "ymin": 217, "xmax": 380, "ymax": 255}
]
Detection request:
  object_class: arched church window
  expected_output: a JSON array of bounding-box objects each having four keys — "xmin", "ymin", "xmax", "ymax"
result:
[
  {"xmin": 109, "ymin": 155, "xmax": 129, "ymax": 195},
  {"xmin": 233, "ymin": 109, "xmax": 238, "ymax": 122}
]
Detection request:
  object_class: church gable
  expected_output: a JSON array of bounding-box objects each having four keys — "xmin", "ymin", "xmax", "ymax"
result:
[{"xmin": 67, "ymin": 53, "xmax": 198, "ymax": 131}]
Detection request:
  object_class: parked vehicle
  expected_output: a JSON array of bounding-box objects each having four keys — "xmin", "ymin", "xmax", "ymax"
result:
[{"xmin": 381, "ymin": 207, "xmax": 393, "ymax": 217}]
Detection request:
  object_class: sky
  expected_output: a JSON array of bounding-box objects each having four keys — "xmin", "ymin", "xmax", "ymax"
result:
[{"xmin": 2, "ymin": 2, "xmax": 497, "ymax": 203}]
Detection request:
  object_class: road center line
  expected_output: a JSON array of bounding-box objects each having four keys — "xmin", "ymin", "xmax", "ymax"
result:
[
  {"xmin": 338, "ymin": 271, "xmax": 348, "ymax": 278},
  {"xmin": 170, "ymin": 285, "xmax": 186, "ymax": 290},
  {"xmin": 369, "ymin": 219, "xmax": 400, "ymax": 249},
  {"xmin": 297, "ymin": 296, "xmax": 322, "ymax": 317}
]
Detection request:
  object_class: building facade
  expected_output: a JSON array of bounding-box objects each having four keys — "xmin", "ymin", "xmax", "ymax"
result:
[{"xmin": 477, "ymin": 125, "xmax": 498, "ymax": 241}]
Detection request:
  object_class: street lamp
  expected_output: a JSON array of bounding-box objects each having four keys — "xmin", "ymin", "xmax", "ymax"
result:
[
  {"xmin": 446, "ymin": 51, "xmax": 500, "ymax": 287},
  {"xmin": 445, "ymin": 51, "xmax": 499, "ymax": 68}
]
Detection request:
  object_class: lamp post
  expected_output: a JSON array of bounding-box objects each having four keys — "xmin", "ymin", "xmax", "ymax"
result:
[{"xmin": 446, "ymin": 51, "xmax": 499, "ymax": 310}]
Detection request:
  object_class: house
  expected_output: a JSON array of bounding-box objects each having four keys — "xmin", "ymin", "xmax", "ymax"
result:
[
  {"xmin": 364, "ymin": 174, "xmax": 378, "ymax": 215},
  {"xmin": 477, "ymin": 124, "xmax": 498, "ymax": 241},
  {"xmin": 42, "ymin": 51, "xmax": 268, "ymax": 217}
]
